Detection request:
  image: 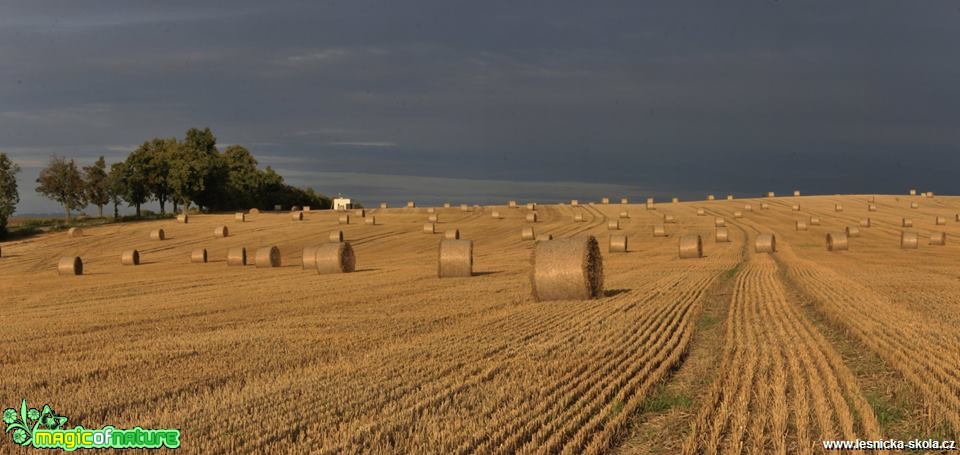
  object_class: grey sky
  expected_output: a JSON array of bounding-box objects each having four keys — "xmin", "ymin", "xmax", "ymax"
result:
[{"xmin": 3, "ymin": 1, "xmax": 959, "ymax": 213}]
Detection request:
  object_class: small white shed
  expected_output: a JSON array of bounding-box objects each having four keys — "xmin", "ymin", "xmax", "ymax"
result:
[{"xmin": 333, "ymin": 197, "xmax": 353, "ymax": 211}]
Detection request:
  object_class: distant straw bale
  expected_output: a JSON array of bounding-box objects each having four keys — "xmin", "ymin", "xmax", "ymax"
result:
[
  {"xmin": 726, "ymin": 195, "xmax": 734, "ymax": 201},
  {"xmin": 526, "ymin": 203, "xmax": 537, "ymax": 210},
  {"xmin": 707, "ymin": 195, "xmax": 715, "ymax": 201},
  {"xmin": 734, "ymin": 211, "xmax": 743, "ymax": 219},
  {"xmin": 249, "ymin": 208, "xmax": 260, "ymax": 215},
  {"xmin": 608, "ymin": 220, "xmax": 620, "ymax": 230},
  {"xmin": 177, "ymin": 214, "xmax": 188, "ymax": 223},
  {"xmin": 423, "ymin": 223, "xmax": 436, "ymax": 234},
  {"xmin": 292, "ymin": 211, "xmax": 303, "ymax": 221},
  {"xmin": 68, "ymin": 227, "xmax": 83, "ymax": 237},
  {"xmin": 761, "ymin": 203, "xmax": 769, "ymax": 210},
  {"xmin": 935, "ymin": 216, "xmax": 947, "ymax": 225},
  {"xmin": 492, "ymin": 211, "xmax": 502, "ymax": 219},
  {"xmin": 859, "ymin": 219, "xmax": 871, "ymax": 228},
  {"xmin": 902, "ymin": 218, "xmax": 913, "ymax": 227},
  {"xmin": 601, "ymin": 197, "xmax": 610, "ymax": 204},
  {"xmin": 900, "ymin": 231, "xmax": 919, "ymax": 249},
  {"xmin": 521, "ymin": 227, "xmax": 536, "ymax": 241},
  {"xmin": 461, "ymin": 204, "xmax": 470, "ymax": 212},
  {"xmin": 622, "ymin": 198, "xmax": 630, "ymax": 204},
  {"xmin": 444, "ymin": 229, "xmax": 460, "ymax": 240},
  {"xmin": 571, "ymin": 199, "xmax": 579, "ymax": 206},
  {"xmin": 525, "ymin": 212, "xmax": 538, "ymax": 223},
  {"xmin": 672, "ymin": 197, "xmax": 679, "ymax": 203},
  {"xmin": 845, "ymin": 226, "xmax": 860, "ymax": 237},
  {"xmin": 796, "ymin": 220, "xmax": 808, "ymax": 231},
  {"xmin": 715, "ymin": 227, "xmax": 729, "ymax": 242},
  {"xmin": 121, "ymin": 250, "xmax": 140, "ymax": 266},
  {"xmin": 191, "ymin": 249, "xmax": 208, "ymax": 263},
  {"xmin": 508, "ymin": 200, "xmax": 518, "ymax": 208},
  {"xmin": 619, "ymin": 211, "xmax": 629, "ymax": 219},
  {"xmin": 356, "ymin": 209, "xmax": 366, "ymax": 217},
  {"xmin": 150, "ymin": 229, "xmax": 165, "ymax": 240},
  {"xmin": 537, "ymin": 234, "xmax": 553, "ymax": 241},
  {"xmin": 380, "ymin": 202, "xmax": 388, "ymax": 209},
  {"xmin": 868, "ymin": 204, "xmax": 877, "ymax": 212},
  {"xmin": 910, "ymin": 201, "xmax": 919, "ymax": 209},
  {"xmin": 810, "ymin": 216, "xmax": 821, "ymax": 225},
  {"xmin": 715, "ymin": 217, "xmax": 725, "ymax": 227},
  {"xmin": 930, "ymin": 232, "xmax": 947, "ymax": 246},
  {"xmin": 329, "ymin": 230, "xmax": 343, "ymax": 242},
  {"xmin": 794, "ymin": 190, "xmax": 801, "ymax": 197},
  {"xmin": 227, "ymin": 247, "xmax": 247, "ymax": 266},
  {"xmin": 574, "ymin": 212, "xmax": 584, "ymax": 222},
  {"xmin": 653, "ymin": 224, "xmax": 667, "ymax": 237},
  {"xmin": 443, "ymin": 202, "xmax": 451, "ymax": 208},
  {"xmin": 428, "ymin": 214, "xmax": 439, "ymax": 223},
  {"xmin": 339, "ymin": 214, "xmax": 350, "ymax": 225},
  {"xmin": 835, "ymin": 204, "xmax": 843, "ymax": 212},
  {"xmin": 58, "ymin": 256, "xmax": 82, "ymax": 275},
  {"xmin": 646, "ymin": 198, "xmax": 655, "ymax": 209},
  {"xmin": 364, "ymin": 216, "xmax": 376, "ymax": 225},
  {"xmin": 664, "ymin": 214, "xmax": 676, "ymax": 223},
  {"xmin": 235, "ymin": 212, "xmax": 246, "ymax": 222},
  {"xmin": 407, "ymin": 201, "xmax": 416, "ymax": 208},
  {"xmin": 696, "ymin": 208, "xmax": 705, "ymax": 216},
  {"xmin": 767, "ymin": 192, "xmax": 775, "ymax": 197},
  {"xmin": 792, "ymin": 204, "xmax": 800, "ymax": 211}
]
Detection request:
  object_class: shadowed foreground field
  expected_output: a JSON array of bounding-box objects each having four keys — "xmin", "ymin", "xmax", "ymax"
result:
[{"xmin": 2, "ymin": 194, "xmax": 959, "ymax": 453}]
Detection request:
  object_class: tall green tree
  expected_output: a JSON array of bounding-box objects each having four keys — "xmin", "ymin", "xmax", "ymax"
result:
[
  {"xmin": 169, "ymin": 127, "xmax": 220, "ymax": 211},
  {"xmin": 222, "ymin": 145, "xmax": 260, "ymax": 209},
  {"xmin": 82, "ymin": 156, "xmax": 110, "ymax": 218},
  {"xmin": 0, "ymin": 152, "xmax": 20, "ymax": 237},
  {"xmin": 107, "ymin": 162, "xmax": 127, "ymax": 220},
  {"xmin": 35, "ymin": 156, "xmax": 86, "ymax": 222},
  {"xmin": 134, "ymin": 138, "xmax": 176, "ymax": 214},
  {"xmin": 122, "ymin": 147, "xmax": 152, "ymax": 216}
]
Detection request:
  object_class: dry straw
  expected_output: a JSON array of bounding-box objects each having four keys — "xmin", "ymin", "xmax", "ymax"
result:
[
  {"xmin": 835, "ymin": 204, "xmax": 843, "ymax": 212},
  {"xmin": 900, "ymin": 231, "xmax": 919, "ymax": 249},
  {"xmin": 859, "ymin": 218, "xmax": 871, "ymax": 228},
  {"xmin": 794, "ymin": 190, "xmax": 801, "ymax": 197},
  {"xmin": 609, "ymin": 234, "xmax": 628, "ymax": 252},
  {"xmin": 121, "ymin": 250, "xmax": 140, "ymax": 266},
  {"xmin": 177, "ymin": 214, "xmax": 188, "ymax": 223},
  {"xmin": 444, "ymin": 229, "xmax": 460, "ymax": 240},
  {"xmin": 845, "ymin": 226, "xmax": 860, "ymax": 237},
  {"xmin": 58, "ymin": 256, "xmax": 83, "ymax": 275},
  {"xmin": 826, "ymin": 232, "xmax": 848, "ymax": 251},
  {"xmin": 715, "ymin": 217, "xmax": 725, "ymax": 227},
  {"xmin": 734, "ymin": 211, "xmax": 743, "ymax": 219},
  {"xmin": 227, "ymin": 247, "xmax": 247, "ymax": 266},
  {"xmin": 744, "ymin": 204, "xmax": 752, "ymax": 211},
  {"xmin": 936, "ymin": 216, "xmax": 947, "ymax": 225},
  {"xmin": 521, "ymin": 226, "xmax": 536, "ymax": 240},
  {"xmin": 619, "ymin": 211, "xmax": 629, "ymax": 219},
  {"xmin": 930, "ymin": 232, "xmax": 947, "ymax": 246},
  {"xmin": 509, "ymin": 200, "xmax": 518, "ymax": 208},
  {"xmin": 571, "ymin": 199, "xmax": 579, "ymax": 206},
  {"xmin": 810, "ymin": 216, "xmax": 821, "ymax": 225},
  {"xmin": 356, "ymin": 209, "xmax": 366, "ymax": 217},
  {"xmin": 491, "ymin": 211, "xmax": 502, "ymax": 219},
  {"xmin": 792, "ymin": 204, "xmax": 800, "ymax": 211},
  {"xmin": 678, "ymin": 235, "xmax": 703, "ymax": 259},
  {"xmin": 438, "ymin": 239, "xmax": 473, "ymax": 278},
  {"xmin": 646, "ymin": 197, "xmax": 655, "ymax": 209},
  {"xmin": 761, "ymin": 203, "xmax": 769, "ymax": 210},
  {"xmin": 796, "ymin": 220, "xmax": 808, "ymax": 231},
  {"xmin": 380, "ymin": 202, "xmax": 388, "ymax": 209},
  {"xmin": 235, "ymin": 212, "xmax": 246, "ymax": 222},
  {"xmin": 608, "ymin": 220, "xmax": 620, "ymax": 230},
  {"xmin": 364, "ymin": 216, "xmax": 376, "ymax": 225},
  {"xmin": 526, "ymin": 203, "xmax": 537, "ymax": 210},
  {"xmin": 329, "ymin": 230, "xmax": 344, "ymax": 242},
  {"xmin": 653, "ymin": 224, "xmax": 667, "ymax": 237},
  {"xmin": 902, "ymin": 218, "xmax": 913, "ymax": 227},
  {"xmin": 339, "ymin": 214, "xmax": 350, "ymax": 225},
  {"xmin": 191, "ymin": 249, "xmax": 208, "ymax": 263},
  {"xmin": 696, "ymin": 208, "xmax": 705, "ymax": 216},
  {"xmin": 292, "ymin": 211, "xmax": 303, "ymax": 221},
  {"xmin": 68, "ymin": 227, "xmax": 83, "ymax": 237},
  {"xmin": 428, "ymin": 214, "xmax": 439, "ymax": 223},
  {"xmin": 526, "ymin": 212, "xmax": 538, "ymax": 223},
  {"xmin": 443, "ymin": 202, "xmax": 451, "ymax": 208},
  {"xmin": 249, "ymin": 208, "xmax": 260, "ymax": 215},
  {"xmin": 910, "ymin": 201, "xmax": 919, "ymax": 209},
  {"xmin": 407, "ymin": 201, "xmax": 416, "ymax": 208},
  {"xmin": 423, "ymin": 223, "xmax": 436, "ymax": 234},
  {"xmin": 868, "ymin": 204, "xmax": 877, "ymax": 212},
  {"xmin": 315, "ymin": 242, "xmax": 356, "ymax": 274},
  {"xmin": 621, "ymin": 197, "xmax": 630, "ymax": 204},
  {"xmin": 601, "ymin": 197, "xmax": 610, "ymax": 204},
  {"xmin": 301, "ymin": 246, "xmax": 319, "ymax": 269},
  {"xmin": 707, "ymin": 194, "xmax": 715, "ymax": 201},
  {"xmin": 150, "ymin": 229, "xmax": 165, "ymax": 240},
  {"xmin": 755, "ymin": 234, "xmax": 776, "ymax": 253},
  {"xmin": 427, "ymin": 207, "xmax": 435, "ymax": 214},
  {"xmin": 672, "ymin": 197, "xmax": 679, "ymax": 203},
  {"xmin": 715, "ymin": 227, "xmax": 729, "ymax": 242},
  {"xmin": 529, "ymin": 236, "xmax": 603, "ymax": 302},
  {"xmin": 255, "ymin": 246, "xmax": 281, "ymax": 268},
  {"xmin": 909, "ymin": 189, "xmax": 917, "ymax": 196},
  {"xmin": 461, "ymin": 204, "xmax": 469, "ymax": 212},
  {"xmin": 767, "ymin": 192, "xmax": 776, "ymax": 197},
  {"xmin": 926, "ymin": 191, "xmax": 934, "ymax": 198}
]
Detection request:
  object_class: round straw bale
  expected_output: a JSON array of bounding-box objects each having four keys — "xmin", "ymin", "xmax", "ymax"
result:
[
  {"xmin": 910, "ymin": 201, "xmax": 919, "ymax": 209},
  {"xmin": 427, "ymin": 207, "xmax": 435, "ymax": 214},
  {"xmin": 726, "ymin": 195, "xmax": 734, "ymax": 201},
  {"xmin": 491, "ymin": 211, "xmax": 502, "ymax": 219},
  {"xmin": 423, "ymin": 223, "xmax": 436, "ymax": 234},
  {"xmin": 734, "ymin": 211, "xmax": 743, "ymax": 219},
  {"xmin": 150, "ymin": 229, "xmax": 165, "ymax": 240},
  {"xmin": 407, "ymin": 201, "xmax": 416, "ymax": 208},
  {"xmin": 574, "ymin": 212, "xmax": 584, "ymax": 222},
  {"xmin": 521, "ymin": 226, "xmax": 536, "ymax": 240},
  {"xmin": 909, "ymin": 189, "xmax": 917, "ymax": 196},
  {"xmin": 796, "ymin": 220, "xmax": 808, "ymax": 231},
  {"xmin": 935, "ymin": 216, "xmax": 947, "ymax": 225},
  {"xmin": 930, "ymin": 232, "xmax": 947, "ymax": 246},
  {"xmin": 845, "ymin": 226, "xmax": 860, "ymax": 237},
  {"xmin": 902, "ymin": 218, "xmax": 913, "ymax": 227},
  {"xmin": 438, "ymin": 239, "xmax": 473, "ymax": 278},
  {"xmin": 460, "ymin": 204, "xmax": 469, "ymax": 211},
  {"xmin": 291, "ymin": 206, "xmax": 300, "ymax": 211},
  {"xmin": 443, "ymin": 202, "xmax": 451, "ymax": 208},
  {"xmin": 794, "ymin": 190, "xmax": 801, "ymax": 197},
  {"xmin": 761, "ymin": 203, "xmax": 770, "ymax": 210},
  {"xmin": 859, "ymin": 218, "xmax": 871, "ymax": 228},
  {"xmin": 900, "ymin": 231, "xmax": 919, "ymax": 249},
  {"xmin": 339, "ymin": 214, "xmax": 350, "ymax": 225},
  {"xmin": 619, "ymin": 211, "xmax": 629, "ymax": 219},
  {"xmin": 601, "ymin": 197, "xmax": 610, "ymax": 204},
  {"xmin": 530, "ymin": 236, "xmax": 603, "ymax": 302},
  {"xmin": 508, "ymin": 200, "xmax": 518, "ymax": 208},
  {"xmin": 646, "ymin": 198, "xmax": 655, "ymax": 209},
  {"xmin": 926, "ymin": 191, "xmax": 934, "ymax": 198},
  {"xmin": 177, "ymin": 213, "xmax": 188, "ymax": 223},
  {"xmin": 744, "ymin": 204, "xmax": 753, "ymax": 211},
  {"xmin": 868, "ymin": 204, "xmax": 877, "ymax": 212},
  {"xmin": 444, "ymin": 229, "xmax": 460, "ymax": 240},
  {"xmin": 227, "ymin": 247, "xmax": 247, "ymax": 266},
  {"xmin": 679, "ymin": 235, "xmax": 703, "ymax": 259},
  {"xmin": 571, "ymin": 199, "xmax": 579, "ymax": 206},
  {"xmin": 121, "ymin": 250, "xmax": 140, "ymax": 266},
  {"xmin": 696, "ymin": 208, "xmax": 705, "ymax": 216},
  {"xmin": 235, "ymin": 212, "xmax": 246, "ymax": 222},
  {"xmin": 428, "ymin": 214, "xmax": 439, "ymax": 223},
  {"xmin": 707, "ymin": 194, "xmax": 715, "ymax": 201},
  {"xmin": 664, "ymin": 214, "xmax": 676, "ymax": 223},
  {"xmin": 956, "ymin": 214, "xmax": 960, "ymax": 222},
  {"xmin": 715, "ymin": 227, "xmax": 729, "ymax": 242},
  {"xmin": 191, "ymin": 248, "xmax": 208, "ymax": 263},
  {"xmin": 792, "ymin": 204, "xmax": 800, "ymax": 211},
  {"xmin": 68, "ymin": 227, "xmax": 83, "ymax": 237},
  {"xmin": 354, "ymin": 209, "xmax": 366, "ymax": 217},
  {"xmin": 767, "ymin": 192, "xmax": 775, "ymax": 197},
  {"xmin": 301, "ymin": 246, "xmax": 320, "ymax": 269},
  {"xmin": 537, "ymin": 234, "xmax": 553, "ymax": 241},
  {"xmin": 607, "ymin": 220, "xmax": 620, "ymax": 230},
  {"xmin": 672, "ymin": 197, "xmax": 679, "ymax": 204},
  {"xmin": 329, "ymin": 230, "xmax": 343, "ymax": 242},
  {"xmin": 57, "ymin": 256, "xmax": 82, "ymax": 275},
  {"xmin": 292, "ymin": 211, "xmax": 303, "ymax": 221},
  {"xmin": 525, "ymin": 212, "xmax": 538, "ymax": 223},
  {"xmin": 526, "ymin": 203, "xmax": 537, "ymax": 210},
  {"xmin": 249, "ymin": 208, "xmax": 260, "ymax": 215},
  {"xmin": 609, "ymin": 233, "xmax": 628, "ymax": 252},
  {"xmin": 755, "ymin": 234, "xmax": 776, "ymax": 253},
  {"xmin": 255, "ymin": 246, "xmax": 281, "ymax": 268},
  {"xmin": 315, "ymin": 242, "xmax": 356, "ymax": 274},
  {"xmin": 653, "ymin": 224, "xmax": 667, "ymax": 237},
  {"xmin": 364, "ymin": 216, "xmax": 376, "ymax": 225},
  {"xmin": 826, "ymin": 232, "xmax": 848, "ymax": 251},
  {"xmin": 622, "ymin": 197, "xmax": 630, "ymax": 204},
  {"xmin": 380, "ymin": 202, "xmax": 388, "ymax": 209},
  {"xmin": 715, "ymin": 217, "xmax": 725, "ymax": 227},
  {"xmin": 810, "ymin": 216, "xmax": 821, "ymax": 225},
  {"xmin": 835, "ymin": 204, "xmax": 843, "ymax": 212},
  {"xmin": 210, "ymin": 225, "xmax": 228, "ymax": 238}
]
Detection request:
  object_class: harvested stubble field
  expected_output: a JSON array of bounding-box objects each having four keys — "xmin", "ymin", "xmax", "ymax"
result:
[{"xmin": 1, "ymin": 194, "xmax": 959, "ymax": 453}]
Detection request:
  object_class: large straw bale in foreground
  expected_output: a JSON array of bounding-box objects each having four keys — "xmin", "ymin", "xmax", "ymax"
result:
[
  {"xmin": 827, "ymin": 232, "xmax": 848, "ymax": 251},
  {"xmin": 530, "ymin": 236, "xmax": 603, "ymax": 302},
  {"xmin": 755, "ymin": 234, "xmax": 776, "ymax": 253},
  {"xmin": 315, "ymin": 242, "xmax": 356, "ymax": 274},
  {"xmin": 58, "ymin": 256, "xmax": 83, "ymax": 275},
  {"xmin": 679, "ymin": 235, "xmax": 703, "ymax": 259},
  {"xmin": 255, "ymin": 246, "xmax": 281, "ymax": 268},
  {"xmin": 900, "ymin": 231, "xmax": 919, "ymax": 249},
  {"xmin": 227, "ymin": 247, "xmax": 247, "ymax": 266},
  {"xmin": 609, "ymin": 234, "xmax": 627, "ymax": 252},
  {"xmin": 438, "ymin": 239, "xmax": 473, "ymax": 278},
  {"xmin": 121, "ymin": 250, "xmax": 140, "ymax": 266}
]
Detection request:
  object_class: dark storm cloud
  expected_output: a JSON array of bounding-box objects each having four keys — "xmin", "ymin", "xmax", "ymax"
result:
[{"xmin": 2, "ymin": 1, "xmax": 959, "ymax": 212}]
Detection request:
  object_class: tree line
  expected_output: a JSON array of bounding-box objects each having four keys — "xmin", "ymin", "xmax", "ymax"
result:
[{"xmin": 0, "ymin": 127, "xmax": 332, "ymax": 235}]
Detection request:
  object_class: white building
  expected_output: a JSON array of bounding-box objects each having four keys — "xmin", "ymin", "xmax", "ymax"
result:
[{"xmin": 333, "ymin": 196, "xmax": 353, "ymax": 211}]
